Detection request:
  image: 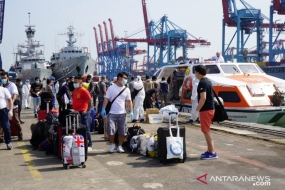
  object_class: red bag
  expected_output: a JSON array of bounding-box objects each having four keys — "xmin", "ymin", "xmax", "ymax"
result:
[
  {"xmin": 38, "ymin": 109, "xmax": 59, "ymax": 121},
  {"xmin": 9, "ymin": 118, "xmax": 19, "ymax": 136}
]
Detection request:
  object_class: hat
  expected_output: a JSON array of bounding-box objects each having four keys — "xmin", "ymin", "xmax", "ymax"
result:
[{"xmin": 50, "ymin": 76, "xmax": 55, "ymax": 80}]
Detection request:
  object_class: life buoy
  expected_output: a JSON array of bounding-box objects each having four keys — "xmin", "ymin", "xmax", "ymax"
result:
[{"xmin": 183, "ymin": 76, "xmax": 193, "ymax": 90}]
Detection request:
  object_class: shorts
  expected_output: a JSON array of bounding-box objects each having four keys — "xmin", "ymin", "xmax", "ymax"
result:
[
  {"xmin": 200, "ymin": 110, "xmax": 215, "ymax": 133},
  {"xmin": 107, "ymin": 113, "xmax": 127, "ymax": 136}
]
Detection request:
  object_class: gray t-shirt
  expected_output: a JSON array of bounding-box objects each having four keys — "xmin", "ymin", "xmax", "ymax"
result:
[{"xmin": 98, "ymin": 81, "xmax": 106, "ymax": 97}]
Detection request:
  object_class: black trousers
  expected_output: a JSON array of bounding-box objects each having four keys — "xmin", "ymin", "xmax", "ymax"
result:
[{"xmin": 57, "ymin": 96, "xmax": 66, "ymax": 113}]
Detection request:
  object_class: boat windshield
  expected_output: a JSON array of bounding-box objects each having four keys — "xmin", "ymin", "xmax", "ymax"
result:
[
  {"xmin": 193, "ymin": 65, "xmax": 220, "ymax": 74},
  {"xmin": 255, "ymin": 65, "xmax": 265, "ymax": 73},
  {"xmin": 220, "ymin": 65, "xmax": 241, "ymax": 74},
  {"xmin": 238, "ymin": 65, "xmax": 259, "ymax": 73}
]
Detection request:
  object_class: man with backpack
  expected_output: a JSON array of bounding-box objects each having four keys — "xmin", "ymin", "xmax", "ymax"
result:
[{"xmin": 97, "ymin": 76, "xmax": 107, "ymax": 113}]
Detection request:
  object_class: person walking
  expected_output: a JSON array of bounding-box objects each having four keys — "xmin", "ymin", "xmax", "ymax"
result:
[
  {"xmin": 101, "ymin": 72, "xmax": 133, "ymax": 153},
  {"xmin": 194, "ymin": 65, "xmax": 217, "ymax": 160},
  {"xmin": 15, "ymin": 78, "xmax": 24, "ymax": 124},
  {"xmin": 159, "ymin": 77, "xmax": 169, "ymax": 108},
  {"xmin": 30, "ymin": 77, "xmax": 43, "ymax": 118},
  {"xmin": 0, "ymin": 85, "xmax": 14, "ymax": 149},
  {"xmin": 72, "ymin": 76, "xmax": 92, "ymax": 151},
  {"xmin": 143, "ymin": 75, "xmax": 154, "ymax": 91},
  {"xmin": 56, "ymin": 78, "xmax": 71, "ymax": 112},
  {"xmin": 132, "ymin": 76, "xmax": 145, "ymax": 122},
  {"xmin": 49, "ymin": 76, "xmax": 57, "ymax": 109},
  {"xmin": 97, "ymin": 76, "xmax": 107, "ymax": 113},
  {"xmin": 22, "ymin": 79, "xmax": 31, "ymax": 109},
  {"xmin": 1, "ymin": 72, "xmax": 23, "ymax": 141}
]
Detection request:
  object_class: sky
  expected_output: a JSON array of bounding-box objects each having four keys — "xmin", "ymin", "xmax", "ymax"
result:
[{"xmin": 0, "ymin": 0, "xmax": 284, "ymax": 71}]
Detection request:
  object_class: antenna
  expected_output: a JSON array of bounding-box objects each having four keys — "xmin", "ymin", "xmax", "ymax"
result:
[{"xmin": 28, "ymin": 12, "xmax": 30, "ymax": 24}]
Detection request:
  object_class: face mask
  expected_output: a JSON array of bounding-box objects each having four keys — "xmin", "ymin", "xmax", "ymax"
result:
[
  {"xmin": 36, "ymin": 80, "xmax": 39, "ymax": 83},
  {"xmin": 87, "ymin": 79, "xmax": 91, "ymax": 83},
  {"xmin": 73, "ymin": 83, "xmax": 79, "ymax": 89},
  {"xmin": 26, "ymin": 82, "xmax": 29, "ymax": 84},
  {"xmin": 121, "ymin": 79, "xmax": 128, "ymax": 85},
  {"xmin": 20, "ymin": 82, "xmax": 23, "ymax": 86},
  {"xmin": 1, "ymin": 79, "xmax": 7, "ymax": 84}
]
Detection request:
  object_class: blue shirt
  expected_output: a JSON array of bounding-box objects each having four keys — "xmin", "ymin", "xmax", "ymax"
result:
[{"xmin": 57, "ymin": 84, "xmax": 71, "ymax": 100}]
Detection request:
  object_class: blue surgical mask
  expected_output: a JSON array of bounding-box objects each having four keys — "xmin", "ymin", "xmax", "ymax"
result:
[
  {"xmin": 121, "ymin": 79, "xmax": 128, "ymax": 85},
  {"xmin": 20, "ymin": 82, "xmax": 23, "ymax": 86},
  {"xmin": 87, "ymin": 79, "xmax": 91, "ymax": 83},
  {"xmin": 73, "ymin": 83, "xmax": 79, "ymax": 89},
  {"xmin": 36, "ymin": 80, "xmax": 39, "ymax": 83},
  {"xmin": 1, "ymin": 79, "xmax": 7, "ymax": 85}
]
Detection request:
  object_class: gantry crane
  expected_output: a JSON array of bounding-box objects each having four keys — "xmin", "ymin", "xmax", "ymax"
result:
[
  {"xmin": 221, "ymin": 0, "xmax": 284, "ymax": 62},
  {"xmin": 114, "ymin": 0, "xmax": 211, "ymax": 75}
]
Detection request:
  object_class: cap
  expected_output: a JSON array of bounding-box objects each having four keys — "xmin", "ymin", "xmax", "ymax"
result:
[{"xmin": 50, "ymin": 76, "xmax": 55, "ymax": 80}]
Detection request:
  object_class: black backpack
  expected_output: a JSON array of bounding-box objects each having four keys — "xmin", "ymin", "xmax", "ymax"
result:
[
  {"xmin": 30, "ymin": 121, "xmax": 51, "ymax": 149},
  {"xmin": 58, "ymin": 109, "xmax": 80, "ymax": 126},
  {"xmin": 127, "ymin": 124, "xmax": 145, "ymax": 144},
  {"xmin": 94, "ymin": 83, "xmax": 100, "ymax": 95}
]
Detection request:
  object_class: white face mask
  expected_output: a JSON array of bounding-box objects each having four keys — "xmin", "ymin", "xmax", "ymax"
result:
[{"xmin": 121, "ymin": 79, "xmax": 128, "ymax": 85}]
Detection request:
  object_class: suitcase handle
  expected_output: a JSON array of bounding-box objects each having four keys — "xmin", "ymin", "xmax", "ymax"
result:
[
  {"xmin": 168, "ymin": 112, "xmax": 179, "ymax": 129},
  {"xmin": 65, "ymin": 114, "xmax": 80, "ymax": 134}
]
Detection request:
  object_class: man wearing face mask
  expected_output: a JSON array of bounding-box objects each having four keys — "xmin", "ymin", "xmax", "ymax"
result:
[
  {"xmin": 30, "ymin": 77, "xmax": 43, "ymax": 118},
  {"xmin": 15, "ymin": 78, "xmax": 24, "ymax": 124},
  {"xmin": 72, "ymin": 76, "xmax": 92, "ymax": 151},
  {"xmin": 23, "ymin": 79, "xmax": 31, "ymax": 109},
  {"xmin": 101, "ymin": 72, "xmax": 133, "ymax": 153},
  {"xmin": 1, "ymin": 72, "xmax": 23, "ymax": 141}
]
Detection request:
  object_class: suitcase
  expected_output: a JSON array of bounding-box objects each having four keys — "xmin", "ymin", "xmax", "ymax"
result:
[
  {"xmin": 89, "ymin": 108, "xmax": 95, "ymax": 132},
  {"xmin": 96, "ymin": 115, "xmax": 104, "ymax": 134},
  {"xmin": 157, "ymin": 112, "xmax": 186, "ymax": 164},
  {"xmin": 9, "ymin": 118, "xmax": 18, "ymax": 136},
  {"xmin": 38, "ymin": 99, "xmax": 59, "ymax": 121},
  {"xmin": 62, "ymin": 114, "xmax": 86, "ymax": 169}
]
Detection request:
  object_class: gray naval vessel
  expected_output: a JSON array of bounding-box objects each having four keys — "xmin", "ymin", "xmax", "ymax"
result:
[
  {"xmin": 50, "ymin": 26, "xmax": 96, "ymax": 81},
  {"xmin": 13, "ymin": 24, "xmax": 52, "ymax": 83}
]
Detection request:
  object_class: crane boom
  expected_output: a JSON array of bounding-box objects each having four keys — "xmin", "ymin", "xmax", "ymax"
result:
[
  {"xmin": 142, "ymin": 0, "xmax": 150, "ymax": 38},
  {"xmin": 103, "ymin": 21, "xmax": 110, "ymax": 52},
  {"xmin": 98, "ymin": 24, "xmax": 105, "ymax": 53},
  {"xmin": 108, "ymin": 18, "xmax": 116, "ymax": 51},
  {"xmin": 93, "ymin": 27, "xmax": 100, "ymax": 55}
]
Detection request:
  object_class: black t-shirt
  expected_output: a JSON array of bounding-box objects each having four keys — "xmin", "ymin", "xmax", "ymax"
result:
[
  {"xmin": 39, "ymin": 92, "xmax": 54, "ymax": 110},
  {"xmin": 146, "ymin": 88, "xmax": 157, "ymax": 96},
  {"xmin": 197, "ymin": 77, "xmax": 215, "ymax": 111},
  {"xmin": 31, "ymin": 83, "xmax": 43, "ymax": 97}
]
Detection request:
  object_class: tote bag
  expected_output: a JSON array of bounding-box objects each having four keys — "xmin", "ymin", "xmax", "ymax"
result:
[{"xmin": 166, "ymin": 126, "xmax": 183, "ymax": 159}]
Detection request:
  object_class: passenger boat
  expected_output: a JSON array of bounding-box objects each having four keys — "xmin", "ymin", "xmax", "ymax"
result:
[{"xmin": 154, "ymin": 62, "xmax": 285, "ymax": 126}]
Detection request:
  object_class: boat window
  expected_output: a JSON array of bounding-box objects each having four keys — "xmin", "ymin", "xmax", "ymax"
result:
[
  {"xmin": 238, "ymin": 65, "xmax": 259, "ymax": 73},
  {"xmin": 218, "ymin": 91, "xmax": 241, "ymax": 103},
  {"xmin": 79, "ymin": 51, "xmax": 82, "ymax": 53},
  {"xmin": 72, "ymin": 51, "xmax": 74, "ymax": 53},
  {"xmin": 65, "ymin": 51, "xmax": 67, "ymax": 53},
  {"xmin": 255, "ymin": 65, "xmax": 265, "ymax": 73},
  {"xmin": 192, "ymin": 65, "xmax": 220, "ymax": 74},
  {"xmin": 220, "ymin": 65, "xmax": 241, "ymax": 74},
  {"xmin": 75, "ymin": 51, "xmax": 78, "ymax": 53},
  {"xmin": 68, "ymin": 51, "xmax": 71, "ymax": 53}
]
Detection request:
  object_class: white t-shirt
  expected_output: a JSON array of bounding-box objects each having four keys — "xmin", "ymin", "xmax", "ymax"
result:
[
  {"xmin": 105, "ymin": 84, "xmax": 131, "ymax": 114},
  {"xmin": 215, "ymin": 55, "xmax": 225, "ymax": 63},
  {"xmin": 5, "ymin": 82, "xmax": 19, "ymax": 109},
  {"xmin": 0, "ymin": 86, "xmax": 11, "ymax": 109}
]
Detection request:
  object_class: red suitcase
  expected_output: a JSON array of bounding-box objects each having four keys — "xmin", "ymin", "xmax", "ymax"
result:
[
  {"xmin": 38, "ymin": 99, "xmax": 59, "ymax": 121},
  {"xmin": 9, "ymin": 118, "xmax": 19, "ymax": 137}
]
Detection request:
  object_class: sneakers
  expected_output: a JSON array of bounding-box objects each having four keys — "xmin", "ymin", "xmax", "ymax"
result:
[
  {"xmin": 88, "ymin": 147, "xmax": 92, "ymax": 152},
  {"xmin": 201, "ymin": 151, "xmax": 218, "ymax": 160},
  {"xmin": 188, "ymin": 119, "xmax": 195, "ymax": 124},
  {"xmin": 6, "ymin": 143, "xmax": 13, "ymax": 150},
  {"xmin": 117, "ymin": 146, "xmax": 125, "ymax": 153},
  {"xmin": 109, "ymin": 143, "xmax": 115, "ymax": 153},
  {"xmin": 132, "ymin": 119, "xmax": 137, "ymax": 123}
]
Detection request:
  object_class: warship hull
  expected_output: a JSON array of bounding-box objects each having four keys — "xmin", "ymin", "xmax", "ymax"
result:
[
  {"xmin": 18, "ymin": 68, "xmax": 52, "ymax": 83},
  {"xmin": 51, "ymin": 56, "xmax": 96, "ymax": 81}
]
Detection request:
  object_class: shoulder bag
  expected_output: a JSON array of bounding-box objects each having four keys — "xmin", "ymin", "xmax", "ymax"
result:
[
  {"xmin": 105, "ymin": 87, "xmax": 127, "ymax": 114},
  {"xmin": 211, "ymin": 88, "xmax": 228, "ymax": 122}
]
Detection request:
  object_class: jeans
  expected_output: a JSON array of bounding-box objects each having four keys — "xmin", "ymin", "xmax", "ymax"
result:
[
  {"xmin": 33, "ymin": 97, "xmax": 41, "ymax": 114},
  {"xmin": 97, "ymin": 97, "xmax": 104, "ymax": 113},
  {"xmin": 80, "ymin": 112, "xmax": 92, "ymax": 147},
  {"xmin": 52, "ymin": 98, "xmax": 56, "ymax": 107},
  {"xmin": 0, "ymin": 108, "xmax": 11, "ymax": 144}
]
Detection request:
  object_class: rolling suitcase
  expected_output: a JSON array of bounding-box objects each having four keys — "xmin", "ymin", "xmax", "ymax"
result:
[
  {"xmin": 38, "ymin": 99, "xmax": 59, "ymax": 121},
  {"xmin": 62, "ymin": 114, "xmax": 86, "ymax": 169},
  {"xmin": 89, "ymin": 108, "xmax": 95, "ymax": 132},
  {"xmin": 157, "ymin": 112, "xmax": 186, "ymax": 164}
]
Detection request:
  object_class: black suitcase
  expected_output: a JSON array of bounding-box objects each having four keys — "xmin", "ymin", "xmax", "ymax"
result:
[
  {"xmin": 157, "ymin": 112, "xmax": 186, "ymax": 164},
  {"xmin": 96, "ymin": 115, "xmax": 104, "ymax": 134},
  {"xmin": 62, "ymin": 115, "xmax": 88, "ymax": 161}
]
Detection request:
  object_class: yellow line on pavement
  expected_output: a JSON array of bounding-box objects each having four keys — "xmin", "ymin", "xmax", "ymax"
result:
[{"xmin": 17, "ymin": 142, "xmax": 43, "ymax": 181}]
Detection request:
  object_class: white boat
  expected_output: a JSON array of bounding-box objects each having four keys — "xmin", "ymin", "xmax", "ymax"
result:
[
  {"xmin": 50, "ymin": 26, "xmax": 96, "ymax": 81},
  {"xmin": 154, "ymin": 62, "xmax": 285, "ymax": 126},
  {"xmin": 12, "ymin": 24, "xmax": 52, "ymax": 83}
]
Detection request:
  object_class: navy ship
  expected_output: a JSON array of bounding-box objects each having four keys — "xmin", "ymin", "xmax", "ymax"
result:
[
  {"xmin": 259, "ymin": 63, "xmax": 285, "ymax": 80},
  {"xmin": 12, "ymin": 24, "xmax": 52, "ymax": 83},
  {"xmin": 50, "ymin": 26, "xmax": 96, "ymax": 81}
]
